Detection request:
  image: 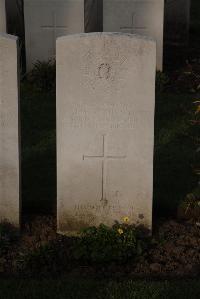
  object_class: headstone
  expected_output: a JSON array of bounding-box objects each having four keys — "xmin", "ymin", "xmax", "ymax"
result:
[
  {"xmin": 0, "ymin": 0, "xmax": 6, "ymax": 32},
  {"xmin": 103, "ymin": 0, "xmax": 164, "ymax": 71},
  {"xmin": 85, "ymin": 0, "xmax": 103, "ymax": 33},
  {"xmin": 0, "ymin": 34, "xmax": 20, "ymax": 226},
  {"xmin": 24, "ymin": 0, "xmax": 84, "ymax": 70},
  {"xmin": 164, "ymin": 0, "xmax": 191, "ymax": 46},
  {"xmin": 57, "ymin": 33, "xmax": 156, "ymax": 235}
]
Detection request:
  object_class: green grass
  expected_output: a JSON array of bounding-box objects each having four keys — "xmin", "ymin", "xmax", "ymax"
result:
[
  {"xmin": 0, "ymin": 277, "xmax": 200, "ymax": 299},
  {"xmin": 21, "ymin": 83, "xmax": 56, "ymax": 214},
  {"xmin": 154, "ymin": 92, "xmax": 197, "ymax": 216}
]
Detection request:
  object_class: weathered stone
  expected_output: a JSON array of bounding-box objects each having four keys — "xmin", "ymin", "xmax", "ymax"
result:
[
  {"xmin": 24, "ymin": 0, "xmax": 84, "ymax": 70},
  {"xmin": 0, "ymin": 0, "xmax": 6, "ymax": 32},
  {"xmin": 57, "ymin": 33, "xmax": 156, "ymax": 234},
  {"xmin": 0, "ymin": 34, "xmax": 20, "ymax": 226},
  {"xmin": 103, "ymin": 0, "xmax": 164, "ymax": 70}
]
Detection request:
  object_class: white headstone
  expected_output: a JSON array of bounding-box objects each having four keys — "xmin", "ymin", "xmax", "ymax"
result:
[
  {"xmin": 103, "ymin": 0, "xmax": 164, "ymax": 71},
  {"xmin": 165, "ymin": 0, "xmax": 191, "ymax": 46},
  {"xmin": 0, "ymin": 34, "xmax": 20, "ymax": 226},
  {"xmin": 24, "ymin": 0, "xmax": 84, "ymax": 70},
  {"xmin": 0, "ymin": 0, "xmax": 6, "ymax": 32},
  {"xmin": 57, "ymin": 33, "xmax": 156, "ymax": 235}
]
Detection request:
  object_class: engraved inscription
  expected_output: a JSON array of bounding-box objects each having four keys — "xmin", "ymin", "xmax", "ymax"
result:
[{"xmin": 68, "ymin": 103, "xmax": 134, "ymax": 129}]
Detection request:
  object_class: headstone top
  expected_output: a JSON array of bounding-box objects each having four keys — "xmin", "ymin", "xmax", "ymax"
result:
[
  {"xmin": 103, "ymin": 0, "xmax": 164, "ymax": 70},
  {"xmin": 0, "ymin": 33, "xmax": 18, "ymax": 40},
  {"xmin": 57, "ymin": 31, "xmax": 155, "ymax": 43}
]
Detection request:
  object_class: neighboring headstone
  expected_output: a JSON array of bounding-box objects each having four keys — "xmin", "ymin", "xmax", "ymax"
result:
[
  {"xmin": 103, "ymin": 0, "xmax": 164, "ymax": 70},
  {"xmin": 24, "ymin": 0, "xmax": 84, "ymax": 70},
  {"xmin": 57, "ymin": 33, "xmax": 156, "ymax": 235},
  {"xmin": 0, "ymin": 34, "xmax": 20, "ymax": 226},
  {"xmin": 0, "ymin": 0, "xmax": 6, "ymax": 32},
  {"xmin": 85, "ymin": 0, "xmax": 103, "ymax": 33},
  {"xmin": 164, "ymin": 0, "xmax": 191, "ymax": 46}
]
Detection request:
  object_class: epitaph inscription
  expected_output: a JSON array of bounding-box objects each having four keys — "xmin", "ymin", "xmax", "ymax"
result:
[{"xmin": 68, "ymin": 103, "xmax": 135, "ymax": 129}]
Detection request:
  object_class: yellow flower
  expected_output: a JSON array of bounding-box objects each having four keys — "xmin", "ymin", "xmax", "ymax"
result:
[
  {"xmin": 118, "ymin": 228, "xmax": 124, "ymax": 235},
  {"xmin": 123, "ymin": 216, "xmax": 130, "ymax": 223}
]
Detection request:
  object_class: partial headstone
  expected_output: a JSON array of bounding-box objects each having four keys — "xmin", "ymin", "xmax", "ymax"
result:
[
  {"xmin": 0, "ymin": 0, "xmax": 6, "ymax": 32},
  {"xmin": 24, "ymin": 0, "xmax": 84, "ymax": 70},
  {"xmin": 57, "ymin": 33, "xmax": 156, "ymax": 235},
  {"xmin": 0, "ymin": 34, "xmax": 20, "ymax": 226},
  {"xmin": 164, "ymin": 0, "xmax": 191, "ymax": 46},
  {"xmin": 85, "ymin": 0, "xmax": 103, "ymax": 33},
  {"xmin": 103, "ymin": 0, "xmax": 164, "ymax": 70}
]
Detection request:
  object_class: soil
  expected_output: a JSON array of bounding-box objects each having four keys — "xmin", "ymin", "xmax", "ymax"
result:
[{"xmin": 0, "ymin": 216, "xmax": 200, "ymax": 279}]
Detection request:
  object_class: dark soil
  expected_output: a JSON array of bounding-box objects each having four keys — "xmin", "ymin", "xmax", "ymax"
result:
[{"xmin": 0, "ymin": 216, "xmax": 200, "ymax": 279}]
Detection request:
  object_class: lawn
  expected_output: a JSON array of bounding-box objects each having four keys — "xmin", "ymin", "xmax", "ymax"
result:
[{"xmin": 0, "ymin": 277, "xmax": 200, "ymax": 299}]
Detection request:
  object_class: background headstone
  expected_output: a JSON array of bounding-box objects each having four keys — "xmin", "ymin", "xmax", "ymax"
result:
[
  {"xmin": 57, "ymin": 33, "xmax": 156, "ymax": 234},
  {"xmin": 0, "ymin": 0, "xmax": 6, "ymax": 32},
  {"xmin": 164, "ymin": 0, "xmax": 191, "ymax": 47},
  {"xmin": 0, "ymin": 34, "xmax": 20, "ymax": 226},
  {"xmin": 103, "ymin": 0, "xmax": 164, "ymax": 70},
  {"xmin": 85, "ymin": 0, "xmax": 103, "ymax": 32},
  {"xmin": 24, "ymin": 0, "xmax": 84, "ymax": 70}
]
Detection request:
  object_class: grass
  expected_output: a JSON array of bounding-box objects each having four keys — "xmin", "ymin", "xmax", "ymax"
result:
[
  {"xmin": 21, "ymin": 83, "xmax": 56, "ymax": 214},
  {"xmin": 0, "ymin": 277, "xmax": 200, "ymax": 299}
]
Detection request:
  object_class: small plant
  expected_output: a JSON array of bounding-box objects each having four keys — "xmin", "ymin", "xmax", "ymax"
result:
[
  {"xmin": 28, "ymin": 59, "xmax": 56, "ymax": 92},
  {"xmin": 156, "ymin": 71, "xmax": 169, "ymax": 93},
  {"xmin": 0, "ymin": 222, "xmax": 19, "ymax": 256},
  {"xmin": 73, "ymin": 218, "xmax": 148, "ymax": 264},
  {"xmin": 178, "ymin": 100, "xmax": 200, "ymax": 222}
]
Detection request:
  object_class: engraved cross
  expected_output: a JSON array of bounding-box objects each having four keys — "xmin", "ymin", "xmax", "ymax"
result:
[
  {"xmin": 41, "ymin": 12, "xmax": 68, "ymax": 54},
  {"xmin": 120, "ymin": 13, "xmax": 146, "ymax": 33},
  {"xmin": 83, "ymin": 135, "xmax": 126, "ymax": 203}
]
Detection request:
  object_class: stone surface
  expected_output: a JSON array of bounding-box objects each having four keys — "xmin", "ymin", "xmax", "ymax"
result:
[
  {"xmin": 24, "ymin": 0, "xmax": 84, "ymax": 70},
  {"xmin": 0, "ymin": 0, "xmax": 6, "ymax": 32},
  {"xmin": 164, "ymin": 0, "xmax": 191, "ymax": 46},
  {"xmin": 103, "ymin": 0, "xmax": 164, "ymax": 70},
  {"xmin": 57, "ymin": 33, "xmax": 156, "ymax": 234},
  {"xmin": 0, "ymin": 34, "xmax": 20, "ymax": 226}
]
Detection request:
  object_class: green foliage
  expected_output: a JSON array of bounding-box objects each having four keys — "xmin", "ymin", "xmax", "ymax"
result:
[
  {"xmin": 73, "ymin": 222, "xmax": 147, "ymax": 264},
  {"xmin": 156, "ymin": 71, "xmax": 169, "ymax": 93},
  {"xmin": 0, "ymin": 222, "xmax": 19, "ymax": 256},
  {"xmin": 28, "ymin": 59, "xmax": 56, "ymax": 92}
]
